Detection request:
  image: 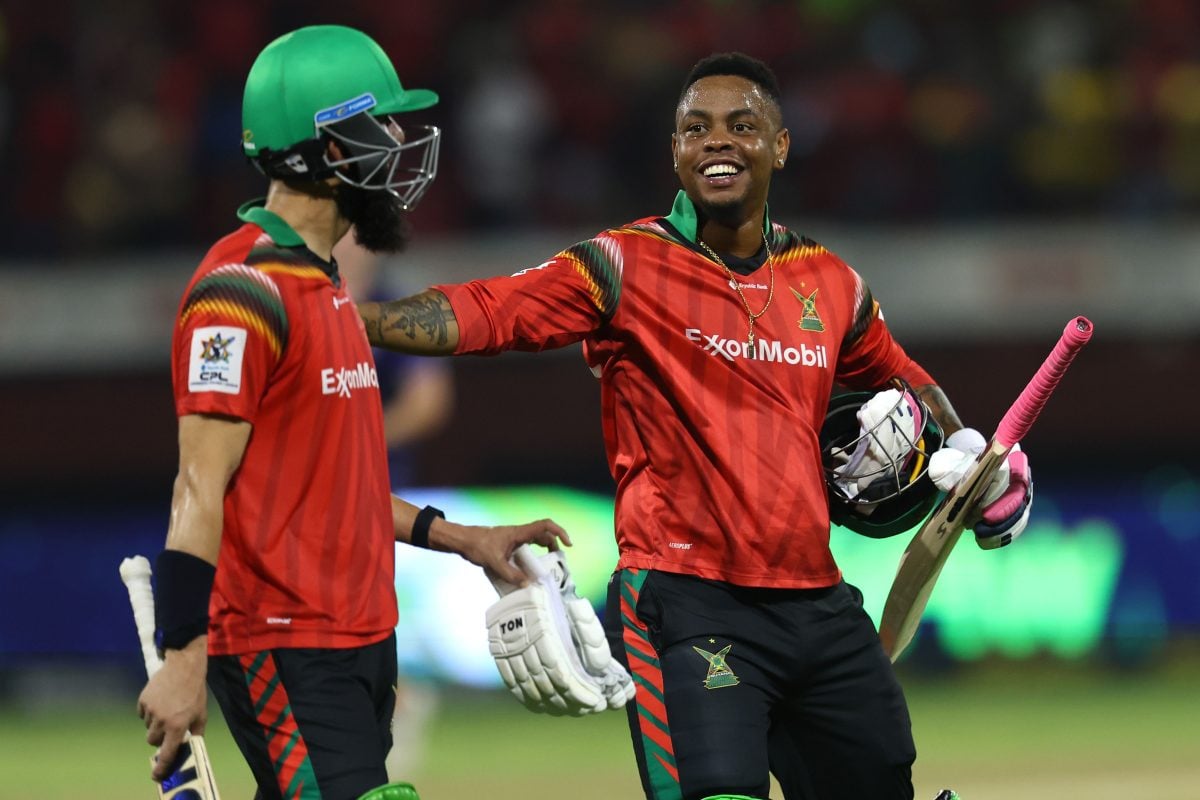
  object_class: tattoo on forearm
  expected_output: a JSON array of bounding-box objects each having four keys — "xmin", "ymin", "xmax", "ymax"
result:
[
  {"xmin": 914, "ymin": 383, "xmax": 964, "ymax": 435},
  {"xmin": 361, "ymin": 304, "xmax": 384, "ymax": 345},
  {"xmin": 377, "ymin": 292, "xmax": 454, "ymax": 351}
]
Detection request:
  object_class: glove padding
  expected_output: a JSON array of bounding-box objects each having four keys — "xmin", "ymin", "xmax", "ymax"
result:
[
  {"xmin": 928, "ymin": 428, "xmax": 1032, "ymax": 549},
  {"xmin": 486, "ymin": 546, "xmax": 634, "ymax": 715}
]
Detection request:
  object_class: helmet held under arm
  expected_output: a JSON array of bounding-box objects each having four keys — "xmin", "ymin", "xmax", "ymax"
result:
[{"xmin": 820, "ymin": 381, "xmax": 946, "ymax": 539}]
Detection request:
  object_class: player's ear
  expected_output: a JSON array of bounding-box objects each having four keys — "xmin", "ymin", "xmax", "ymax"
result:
[{"xmin": 773, "ymin": 127, "xmax": 790, "ymax": 170}]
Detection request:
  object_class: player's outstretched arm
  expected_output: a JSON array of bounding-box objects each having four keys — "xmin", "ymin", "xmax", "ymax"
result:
[
  {"xmin": 359, "ymin": 289, "xmax": 460, "ymax": 355},
  {"xmin": 391, "ymin": 496, "xmax": 571, "ymax": 586}
]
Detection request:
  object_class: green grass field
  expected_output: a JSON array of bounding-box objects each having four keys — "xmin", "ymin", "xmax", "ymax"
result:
[{"xmin": 2, "ymin": 653, "xmax": 1197, "ymax": 800}]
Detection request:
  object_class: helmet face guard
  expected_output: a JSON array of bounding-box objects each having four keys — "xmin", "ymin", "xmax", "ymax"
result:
[
  {"xmin": 241, "ymin": 26, "xmax": 442, "ymax": 210},
  {"xmin": 320, "ymin": 109, "xmax": 441, "ymax": 210},
  {"xmin": 820, "ymin": 381, "xmax": 945, "ymax": 538}
]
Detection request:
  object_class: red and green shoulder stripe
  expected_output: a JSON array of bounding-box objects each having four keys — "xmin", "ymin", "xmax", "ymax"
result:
[
  {"xmin": 556, "ymin": 232, "xmax": 624, "ymax": 321},
  {"xmin": 843, "ymin": 268, "xmax": 879, "ymax": 348},
  {"xmin": 244, "ymin": 240, "xmax": 332, "ymax": 282},
  {"xmin": 768, "ymin": 226, "xmax": 830, "ymax": 264},
  {"xmin": 180, "ymin": 263, "xmax": 288, "ymax": 361}
]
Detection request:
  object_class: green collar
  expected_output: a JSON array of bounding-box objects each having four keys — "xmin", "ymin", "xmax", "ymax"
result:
[
  {"xmin": 236, "ymin": 199, "xmax": 306, "ymax": 248},
  {"xmin": 661, "ymin": 190, "xmax": 773, "ymax": 244}
]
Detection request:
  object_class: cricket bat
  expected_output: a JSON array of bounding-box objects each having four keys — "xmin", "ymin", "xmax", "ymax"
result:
[
  {"xmin": 878, "ymin": 316, "xmax": 1094, "ymax": 662},
  {"xmin": 120, "ymin": 555, "xmax": 222, "ymax": 800}
]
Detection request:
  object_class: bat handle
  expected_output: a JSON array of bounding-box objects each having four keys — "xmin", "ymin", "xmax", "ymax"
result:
[
  {"xmin": 119, "ymin": 555, "xmax": 164, "ymax": 679},
  {"xmin": 995, "ymin": 316, "xmax": 1093, "ymax": 448}
]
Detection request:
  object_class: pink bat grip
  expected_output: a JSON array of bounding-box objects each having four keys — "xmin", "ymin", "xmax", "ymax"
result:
[{"xmin": 995, "ymin": 316, "xmax": 1093, "ymax": 448}]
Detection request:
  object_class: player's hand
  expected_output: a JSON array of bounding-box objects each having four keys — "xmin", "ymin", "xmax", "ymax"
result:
[
  {"xmin": 929, "ymin": 428, "xmax": 1033, "ymax": 549},
  {"xmin": 461, "ymin": 519, "xmax": 571, "ymax": 586},
  {"xmin": 137, "ymin": 637, "xmax": 208, "ymax": 782}
]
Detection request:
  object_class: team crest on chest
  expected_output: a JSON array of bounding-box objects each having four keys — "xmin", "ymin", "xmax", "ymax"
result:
[
  {"xmin": 693, "ymin": 641, "xmax": 740, "ymax": 689},
  {"xmin": 789, "ymin": 285, "xmax": 825, "ymax": 332}
]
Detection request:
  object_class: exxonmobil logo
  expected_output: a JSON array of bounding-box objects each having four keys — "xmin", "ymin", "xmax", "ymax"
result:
[
  {"xmin": 320, "ymin": 362, "xmax": 380, "ymax": 397},
  {"xmin": 685, "ymin": 328, "xmax": 828, "ymax": 368}
]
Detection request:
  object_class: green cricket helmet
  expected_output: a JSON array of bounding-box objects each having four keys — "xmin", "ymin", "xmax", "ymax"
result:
[
  {"xmin": 820, "ymin": 381, "xmax": 945, "ymax": 539},
  {"xmin": 241, "ymin": 25, "xmax": 441, "ymax": 209}
]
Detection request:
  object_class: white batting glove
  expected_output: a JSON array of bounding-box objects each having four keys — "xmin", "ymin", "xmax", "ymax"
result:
[
  {"xmin": 488, "ymin": 546, "xmax": 633, "ymax": 714},
  {"xmin": 929, "ymin": 428, "xmax": 1033, "ymax": 549},
  {"xmin": 540, "ymin": 550, "xmax": 635, "ymax": 710},
  {"xmin": 485, "ymin": 582, "xmax": 605, "ymax": 715}
]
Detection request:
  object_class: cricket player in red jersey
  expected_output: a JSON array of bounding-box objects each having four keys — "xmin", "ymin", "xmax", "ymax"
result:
[
  {"xmin": 135, "ymin": 26, "xmax": 568, "ymax": 800},
  {"xmin": 359, "ymin": 54, "xmax": 1031, "ymax": 800}
]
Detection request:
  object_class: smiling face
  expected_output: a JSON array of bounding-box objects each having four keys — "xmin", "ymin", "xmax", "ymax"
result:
[{"xmin": 672, "ymin": 74, "xmax": 789, "ymax": 229}]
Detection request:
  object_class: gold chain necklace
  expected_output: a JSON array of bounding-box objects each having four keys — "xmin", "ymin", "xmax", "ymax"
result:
[{"xmin": 696, "ymin": 233, "xmax": 775, "ymax": 348}]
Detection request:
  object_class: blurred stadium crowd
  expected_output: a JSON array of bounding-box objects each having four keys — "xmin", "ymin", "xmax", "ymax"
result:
[{"xmin": 2, "ymin": 0, "xmax": 1199, "ymax": 259}]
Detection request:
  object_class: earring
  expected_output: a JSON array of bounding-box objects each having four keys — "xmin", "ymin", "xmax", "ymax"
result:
[
  {"xmin": 777, "ymin": 159, "xmax": 784, "ymax": 166},
  {"xmin": 673, "ymin": 160, "xmax": 678, "ymax": 171}
]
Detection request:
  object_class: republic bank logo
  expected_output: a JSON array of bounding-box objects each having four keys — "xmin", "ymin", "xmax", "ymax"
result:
[
  {"xmin": 320, "ymin": 361, "xmax": 380, "ymax": 398},
  {"xmin": 685, "ymin": 328, "xmax": 828, "ymax": 368}
]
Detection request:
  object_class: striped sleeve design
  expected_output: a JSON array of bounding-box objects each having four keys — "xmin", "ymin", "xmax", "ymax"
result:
[
  {"xmin": 771, "ymin": 230, "xmax": 829, "ymax": 267},
  {"xmin": 180, "ymin": 263, "xmax": 288, "ymax": 360},
  {"xmin": 843, "ymin": 269, "xmax": 879, "ymax": 348},
  {"xmin": 558, "ymin": 232, "xmax": 623, "ymax": 321}
]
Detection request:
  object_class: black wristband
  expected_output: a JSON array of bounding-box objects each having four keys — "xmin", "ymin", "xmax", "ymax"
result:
[
  {"xmin": 411, "ymin": 505, "xmax": 445, "ymax": 550},
  {"xmin": 154, "ymin": 550, "xmax": 216, "ymax": 652}
]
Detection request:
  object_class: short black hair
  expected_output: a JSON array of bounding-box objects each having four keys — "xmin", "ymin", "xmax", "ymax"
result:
[{"xmin": 679, "ymin": 52, "xmax": 782, "ymax": 106}]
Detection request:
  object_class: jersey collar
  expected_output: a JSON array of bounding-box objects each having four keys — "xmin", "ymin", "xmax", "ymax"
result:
[
  {"xmin": 661, "ymin": 190, "xmax": 774, "ymax": 246},
  {"xmin": 236, "ymin": 199, "xmax": 340, "ymax": 283},
  {"xmin": 236, "ymin": 199, "xmax": 307, "ymax": 248}
]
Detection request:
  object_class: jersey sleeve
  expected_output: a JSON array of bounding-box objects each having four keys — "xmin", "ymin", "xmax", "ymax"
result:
[
  {"xmin": 433, "ymin": 233, "xmax": 623, "ymax": 356},
  {"xmin": 835, "ymin": 269, "xmax": 934, "ymax": 390},
  {"xmin": 172, "ymin": 263, "xmax": 289, "ymax": 422}
]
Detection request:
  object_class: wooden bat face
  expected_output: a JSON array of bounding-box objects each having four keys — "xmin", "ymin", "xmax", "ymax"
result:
[
  {"xmin": 155, "ymin": 737, "xmax": 221, "ymax": 800},
  {"xmin": 878, "ymin": 442, "xmax": 1009, "ymax": 661}
]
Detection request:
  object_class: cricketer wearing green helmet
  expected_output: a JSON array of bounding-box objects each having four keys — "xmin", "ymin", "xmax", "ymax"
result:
[
  {"xmin": 138, "ymin": 22, "xmax": 572, "ymax": 800},
  {"xmin": 242, "ymin": 24, "xmax": 441, "ymax": 250}
]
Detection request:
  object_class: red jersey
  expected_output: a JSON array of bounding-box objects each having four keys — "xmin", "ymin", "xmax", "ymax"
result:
[
  {"xmin": 437, "ymin": 192, "xmax": 933, "ymax": 589},
  {"xmin": 171, "ymin": 202, "xmax": 396, "ymax": 654}
]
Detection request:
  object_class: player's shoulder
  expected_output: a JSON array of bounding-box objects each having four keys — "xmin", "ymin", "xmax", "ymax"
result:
[
  {"xmin": 609, "ymin": 215, "xmax": 677, "ymax": 243},
  {"xmin": 178, "ymin": 226, "xmax": 291, "ymax": 344},
  {"xmin": 772, "ymin": 224, "xmax": 833, "ymax": 259},
  {"xmin": 194, "ymin": 223, "xmax": 325, "ymax": 287},
  {"xmin": 183, "ymin": 225, "xmax": 287, "ymax": 306},
  {"xmin": 771, "ymin": 223, "xmax": 858, "ymax": 274},
  {"xmin": 552, "ymin": 218, "xmax": 666, "ymax": 265}
]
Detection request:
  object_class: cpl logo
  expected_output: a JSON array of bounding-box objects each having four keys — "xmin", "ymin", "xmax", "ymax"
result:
[{"xmin": 200, "ymin": 333, "xmax": 235, "ymax": 364}]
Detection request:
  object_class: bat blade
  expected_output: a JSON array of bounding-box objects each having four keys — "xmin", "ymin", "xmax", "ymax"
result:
[
  {"xmin": 156, "ymin": 737, "xmax": 220, "ymax": 800},
  {"xmin": 878, "ymin": 316, "xmax": 1093, "ymax": 662},
  {"xmin": 878, "ymin": 444, "xmax": 1007, "ymax": 659},
  {"xmin": 120, "ymin": 556, "xmax": 222, "ymax": 800}
]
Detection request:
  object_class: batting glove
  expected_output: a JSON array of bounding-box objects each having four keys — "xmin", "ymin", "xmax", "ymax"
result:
[
  {"xmin": 487, "ymin": 546, "xmax": 632, "ymax": 715},
  {"xmin": 929, "ymin": 428, "xmax": 1033, "ymax": 549},
  {"xmin": 539, "ymin": 550, "xmax": 635, "ymax": 710}
]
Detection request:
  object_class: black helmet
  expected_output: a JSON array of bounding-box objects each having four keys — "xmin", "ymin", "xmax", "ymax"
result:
[{"xmin": 820, "ymin": 381, "xmax": 945, "ymax": 538}]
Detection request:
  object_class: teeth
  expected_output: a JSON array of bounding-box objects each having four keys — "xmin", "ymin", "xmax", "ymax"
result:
[{"xmin": 703, "ymin": 164, "xmax": 739, "ymax": 177}]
